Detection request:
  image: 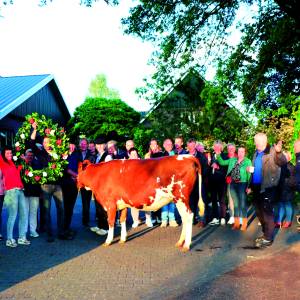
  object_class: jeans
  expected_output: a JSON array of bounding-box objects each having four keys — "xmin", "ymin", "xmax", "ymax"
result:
[
  {"xmin": 230, "ymin": 182, "xmax": 248, "ymax": 218},
  {"xmin": 0, "ymin": 194, "xmax": 4, "ymax": 235},
  {"xmin": 80, "ymin": 188, "xmax": 92, "ymax": 226},
  {"xmin": 161, "ymin": 202, "xmax": 176, "ymax": 222},
  {"xmin": 276, "ymin": 201, "xmax": 293, "ymax": 223},
  {"xmin": 252, "ymin": 185, "xmax": 276, "ymax": 241},
  {"xmin": 210, "ymin": 180, "xmax": 227, "ymax": 219},
  {"xmin": 25, "ymin": 196, "xmax": 39, "ymax": 234},
  {"xmin": 62, "ymin": 179, "xmax": 78, "ymax": 230},
  {"xmin": 4, "ymin": 188, "xmax": 27, "ymax": 239},
  {"xmin": 41, "ymin": 184, "xmax": 64, "ymax": 236}
]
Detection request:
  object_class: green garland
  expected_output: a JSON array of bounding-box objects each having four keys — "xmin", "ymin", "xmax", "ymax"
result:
[{"xmin": 15, "ymin": 112, "xmax": 69, "ymax": 184}]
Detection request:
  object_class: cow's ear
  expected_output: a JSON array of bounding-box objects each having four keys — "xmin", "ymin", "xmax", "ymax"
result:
[{"xmin": 82, "ymin": 159, "xmax": 91, "ymax": 171}]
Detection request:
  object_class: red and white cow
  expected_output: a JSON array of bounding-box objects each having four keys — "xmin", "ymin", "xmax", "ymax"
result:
[{"xmin": 77, "ymin": 155, "xmax": 204, "ymax": 251}]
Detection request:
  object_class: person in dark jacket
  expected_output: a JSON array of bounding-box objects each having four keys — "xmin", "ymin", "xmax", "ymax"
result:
[
  {"xmin": 208, "ymin": 140, "xmax": 228, "ymax": 226},
  {"xmin": 78, "ymin": 138, "xmax": 95, "ymax": 227},
  {"xmin": 275, "ymin": 151, "xmax": 296, "ymax": 228},
  {"xmin": 187, "ymin": 138, "xmax": 209, "ymax": 226},
  {"xmin": 293, "ymin": 139, "xmax": 300, "ymax": 232},
  {"xmin": 23, "ymin": 149, "xmax": 42, "ymax": 238},
  {"xmin": 247, "ymin": 133, "xmax": 286, "ymax": 248},
  {"xmin": 30, "ymin": 122, "xmax": 72, "ymax": 242},
  {"xmin": 62, "ymin": 142, "xmax": 80, "ymax": 236}
]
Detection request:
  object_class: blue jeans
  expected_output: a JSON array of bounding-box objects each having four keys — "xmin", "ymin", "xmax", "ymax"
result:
[
  {"xmin": 24, "ymin": 196, "xmax": 39, "ymax": 234},
  {"xmin": 0, "ymin": 194, "xmax": 4, "ymax": 235},
  {"xmin": 276, "ymin": 201, "xmax": 293, "ymax": 223},
  {"xmin": 161, "ymin": 202, "xmax": 176, "ymax": 222},
  {"xmin": 41, "ymin": 184, "xmax": 64, "ymax": 236},
  {"xmin": 4, "ymin": 188, "xmax": 27, "ymax": 239},
  {"xmin": 230, "ymin": 182, "xmax": 248, "ymax": 218}
]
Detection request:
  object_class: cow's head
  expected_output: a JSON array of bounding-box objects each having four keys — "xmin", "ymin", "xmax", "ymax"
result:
[{"xmin": 77, "ymin": 160, "xmax": 92, "ymax": 189}]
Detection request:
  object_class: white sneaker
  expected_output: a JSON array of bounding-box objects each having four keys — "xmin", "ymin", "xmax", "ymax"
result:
[
  {"xmin": 90, "ymin": 226, "xmax": 100, "ymax": 232},
  {"xmin": 30, "ymin": 231, "xmax": 39, "ymax": 238},
  {"xmin": 145, "ymin": 220, "xmax": 153, "ymax": 228},
  {"xmin": 258, "ymin": 221, "xmax": 261, "ymax": 226},
  {"xmin": 95, "ymin": 229, "xmax": 108, "ymax": 236},
  {"xmin": 160, "ymin": 221, "xmax": 168, "ymax": 227},
  {"xmin": 132, "ymin": 222, "xmax": 139, "ymax": 228},
  {"xmin": 169, "ymin": 220, "xmax": 179, "ymax": 227},
  {"xmin": 220, "ymin": 218, "xmax": 226, "ymax": 226},
  {"xmin": 6, "ymin": 239, "xmax": 17, "ymax": 248},
  {"xmin": 209, "ymin": 218, "xmax": 220, "ymax": 225},
  {"xmin": 17, "ymin": 238, "xmax": 31, "ymax": 245},
  {"xmin": 227, "ymin": 217, "xmax": 235, "ymax": 225}
]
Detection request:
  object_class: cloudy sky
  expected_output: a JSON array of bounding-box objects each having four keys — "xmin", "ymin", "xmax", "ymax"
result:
[{"xmin": 0, "ymin": 0, "xmax": 155, "ymax": 114}]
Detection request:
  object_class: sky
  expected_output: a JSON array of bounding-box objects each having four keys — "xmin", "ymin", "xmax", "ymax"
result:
[
  {"xmin": 0, "ymin": 0, "xmax": 256, "ymax": 116},
  {"xmin": 0, "ymin": 0, "xmax": 156, "ymax": 114}
]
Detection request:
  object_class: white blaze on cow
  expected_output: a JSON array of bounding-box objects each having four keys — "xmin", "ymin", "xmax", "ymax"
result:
[{"xmin": 77, "ymin": 155, "xmax": 204, "ymax": 252}]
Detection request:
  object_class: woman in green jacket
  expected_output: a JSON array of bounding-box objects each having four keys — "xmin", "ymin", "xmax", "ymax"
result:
[{"xmin": 216, "ymin": 147, "xmax": 252, "ymax": 230}]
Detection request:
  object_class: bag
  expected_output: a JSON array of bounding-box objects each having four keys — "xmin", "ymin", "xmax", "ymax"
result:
[{"xmin": 231, "ymin": 162, "xmax": 241, "ymax": 182}]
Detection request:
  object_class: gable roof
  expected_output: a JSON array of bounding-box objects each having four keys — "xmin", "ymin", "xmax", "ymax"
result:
[{"xmin": 0, "ymin": 74, "xmax": 70, "ymax": 120}]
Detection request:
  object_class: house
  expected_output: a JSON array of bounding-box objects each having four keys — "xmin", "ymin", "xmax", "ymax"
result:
[{"xmin": 0, "ymin": 74, "xmax": 70, "ymax": 148}]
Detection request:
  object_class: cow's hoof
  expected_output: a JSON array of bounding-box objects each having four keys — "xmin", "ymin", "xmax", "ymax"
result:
[
  {"xmin": 175, "ymin": 241, "xmax": 184, "ymax": 248},
  {"xmin": 102, "ymin": 243, "xmax": 111, "ymax": 247},
  {"xmin": 181, "ymin": 246, "xmax": 190, "ymax": 252},
  {"xmin": 119, "ymin": 240, "xmax": 126, "ymax": 245}
]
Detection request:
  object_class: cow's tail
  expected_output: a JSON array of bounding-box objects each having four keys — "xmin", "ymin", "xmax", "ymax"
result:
[{"xmin": 197, "ymin": 163, "xmax": 205, "ymax": 218}]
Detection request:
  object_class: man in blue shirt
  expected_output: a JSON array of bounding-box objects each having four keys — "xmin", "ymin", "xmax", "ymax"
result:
[{"xmin": 248, "ymin": 133, "xmax": 286, "ymax": 248}]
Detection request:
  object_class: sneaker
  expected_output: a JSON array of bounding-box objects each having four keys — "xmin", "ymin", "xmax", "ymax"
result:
[
  {"xmin": 145, "ymin": 220, "xmax": 153, "ymax": 228},
  {"xmin": 274, "ymin": 222, "xmax": 281, "ymax": 228},
  {"xmin": 17, "ymin": 238, "xmax": 31, "ymax": 245},
  {"xmin": 209, "ymin": 218, "xmax": 220, "ymax": 226},
  {"xmin": 255, "ymin": 238, "xmax": 273, "ymax": 248},
  {"xmin": 6, "ymin": 239, "xmax": 17, "ymax": 248},
  {"xmin": 95, "ymin": 229, "xmax": 108, "ymax": 236},
  {"xmin": 30, "ymin": 231, "xmax": 39, "ymax": 238},
  {"xmin": 282, "ymin": 221, "xmax": 292, "ymax": 228},
  {"xmin": 169, "ymin": 220, "xmax": 178, "ymax": 227},
  {"xmin": 132, "ymin": 222, "xmax": 139, "ymax": 229},
  {"xmin": 220, "ymin": 218, "xmax": 226, "ymax": 226},
  {"xmin": 257, "ymin": 221, "xmax": 261, "ymax": 226},
  {"xmin": 160, "ymin": 221, "xmax": 168, "ymax": 227},
  {"xmin": 227, "ymin": 216, "xmax": 235, "ymax": 225},
  {"xmin": 197, "ymin": 221, "xmax": 206, "ymax": 228},
  {"xmin": 90, "ymin": 226, "xmax": 100, "ymax": 232}
]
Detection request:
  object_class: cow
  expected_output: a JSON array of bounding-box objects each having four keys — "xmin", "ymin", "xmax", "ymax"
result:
[{"xmin": 77, "ymin": 155, "xmax": 204, "ymax": 251}]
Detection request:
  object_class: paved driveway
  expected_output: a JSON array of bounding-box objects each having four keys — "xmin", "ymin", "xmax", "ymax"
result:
[{"xmin": 0, "ymin": 197, "xmax": 299, "ymax": 299}]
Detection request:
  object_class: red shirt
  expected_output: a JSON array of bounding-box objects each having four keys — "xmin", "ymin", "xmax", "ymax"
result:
[{"xmin": 0, "ymin": 156, "xmax": 23, "ymax": 191}]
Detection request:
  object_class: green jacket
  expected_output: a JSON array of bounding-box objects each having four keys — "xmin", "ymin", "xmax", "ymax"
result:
[{"xmin": 217, "ymin": 155, "xmax": 252, "ymax": 183}]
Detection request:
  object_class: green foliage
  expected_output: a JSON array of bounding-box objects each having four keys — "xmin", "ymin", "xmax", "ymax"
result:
[
  {"xmin": 123, "ymin": 1, "xmax": 299, "ymax": 113},
  {"xmin": 88, "ymin": 74, "xmax": 120, "ymax": 99},
  {"xmin": 132, "ymin": 126, "xmax": 154, "ymax": 157},
  {"xmin": 15, "ymin": 113, "xmax": 69, "ymax": 184},
  {"xmin": 67, "ymin": 97, "xmax": 140, "ymax": 142},
  {"xmin": 141, "ymin": 71, "xmax": 247, "ymax": 149},
  {"xmin": 1, "ymin": 0, "xmax": 119, "ymax": 6}
]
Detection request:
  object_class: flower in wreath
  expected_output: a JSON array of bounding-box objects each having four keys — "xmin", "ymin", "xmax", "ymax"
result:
[{"xmin": 15, "ymin": 112, "xmax": 70, "ymax": 185}]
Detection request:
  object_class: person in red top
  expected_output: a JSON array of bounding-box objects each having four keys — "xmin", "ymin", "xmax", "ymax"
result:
[{"xmin": 0, "ymin": 146, "xmax": 30, "ymax": 247}]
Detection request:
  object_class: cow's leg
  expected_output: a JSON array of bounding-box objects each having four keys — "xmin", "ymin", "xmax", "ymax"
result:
[
  {"xmin": 183, "ymin": 210, "xmax": 194, "ymax": 252},
  {"xmin": 119, "ymin": 208, "xmax": 127, "ymax": 244},
  {"xmin": 103, "ymin": 205, "xmax": 116, "ymax": 247},
  {"xmin": 175, "ymin": 201, "xmax": 187, "ymax": 248}
]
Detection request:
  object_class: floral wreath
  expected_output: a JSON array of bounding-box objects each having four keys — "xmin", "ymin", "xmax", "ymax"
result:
[{"xmin": 15, "ymin": 112, "xmax": 69, "ymax": 184}]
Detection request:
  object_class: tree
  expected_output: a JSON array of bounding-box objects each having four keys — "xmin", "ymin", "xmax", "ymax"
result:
[
  {"xmin": 88, "ymin": 74, "xmax": 120, "ymax": 99},
  {"xmin": 140, "ymin": 69, "xmax": 247, "ymax": 146},
  {"xmin": 67, "ymin": 97, "xmax": 140, "ymax": 142},
  {"xmin": 1, "ymin": 0, "xmax": 119, "ymax": 6},
  {"xmin": 122, "ymin": 1, "xmax": 299, "ymax": 112}
]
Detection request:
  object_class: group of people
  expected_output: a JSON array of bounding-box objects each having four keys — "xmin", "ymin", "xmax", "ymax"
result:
[{"xmin": 0, "ymin": 123, "xmax": 300, "ymax": 249}]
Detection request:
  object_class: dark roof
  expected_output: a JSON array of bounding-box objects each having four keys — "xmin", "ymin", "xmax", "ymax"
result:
[{"xmin": 0, "ymin": 74, "xmax": 70, "ymax": 120}]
